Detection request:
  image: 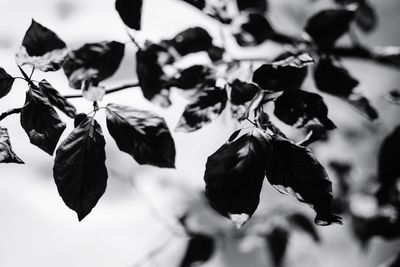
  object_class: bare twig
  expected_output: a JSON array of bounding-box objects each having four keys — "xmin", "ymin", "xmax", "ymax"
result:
[{"xmin": 64, "ymin": 82, "xmax": 140, "ymax": 99}]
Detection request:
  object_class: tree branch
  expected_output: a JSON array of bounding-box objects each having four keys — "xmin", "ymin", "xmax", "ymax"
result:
[
  {"xmin": 64, "ymin": 82, "xmax": 140, "ymax": 99},
  {"xmin": 0, "ymin": 107, "xmax": 23, "ymax": 122}
]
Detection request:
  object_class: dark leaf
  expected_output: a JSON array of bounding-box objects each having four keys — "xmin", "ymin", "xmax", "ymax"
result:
[
  {"xmin": 168, "ymin": 27, "xmax": 213, "ymax": 56},
  {"xmin": 265, "ymin": 135, "xmax": 342, "ymax": 225},
  {"xmin": 0, "ymin": 67, "xmax": 15, "ymax": 99},
  {"xmin": 16, "ymin": 19, "xmax": 68, "ymax": 71},
  {"xmin": 204, "ymin": 129, "xmax": 272, "ymax": 228},
  {"xmin": 179, "ymin": 234, "xmax": 215, "ymax": 267},
  {"xmin": 0, "ymin": 126, "xmax": 24, "ymax": 164},
  {"xmin": 372, "ymin": 46, "xmax": 400, "ymax": 69},
  {"xmin": 347, "ymin": 94, "xmax": 378, "ymax": 120},
  {"xmin": 115, "ymin": 0, "xmax": 143, "ymax": 30},
  {"xmin": 39, "ymin": 80, "xmax": 77, "ymax": 118},
  {"xmin": 355, "ymin": 1, "xmax": 377, "ymax": 33},
  {"xmin": 74, "ymin": 113, "xmax": 87, "ymax": 128},
  {"xmin": 376, "ymin": 126, "xmax": 400, "ymax": 205},
  {"xmin": 236, "ymin": 0, "xmax": 268, "ymax": 13},
  {"xmin": 256, "ymin": 112, "xmax": 287, "ymax": 138},
  {"xmin": 63, "ymin": 41, "xmax": 125, "ymax": 89},
  {"xmin": 228, "ymin": 129, "xmax": 242, "ymax": 142},
  {"xmin": 385, "ymin": 89, "xmax": 400, "ymax": 105},
  {"xmin": 54, "ymin": 116, "xmax": 108, "ymax": 221},
  {"xmin": 136, "ymin": 44, "xmax": 170, "ymax": 107},
  {"xmin": 233, "ymin": 12, "xmax": 274, "ymax": 46},
  {"xmin": 20, "ymin": 86, "xmax": 66, "ymax": 155},
  {"xmin": 105, "ymin": 103, "xmax": 176, "ymax": 168},
  {"xmin": 181, "ymin": 0, "xmax": 206, "ymax": 10},
  {"xmin": 298, "ymin": 124, "xmax": 328, "ymax": 146},
  {"xmin": 176, "ymin": 85, "xmax": 227, "ymax": 132},
  {"xmin": 314, "ymin": 56, "xmax": 359, "ymax": 97},
  {"xmin": 265, "ymin": 226, "xmax": 290, "ymax": 267},
  {"xmin": 252, "ymin": 63, "xmax": 307, "ymax": 92},
  {"xmin": 274, "ymin": 90, "xmax": 336, "ymax": 130},
  {"xmin": 206, "ymin": 45, "xmax": 225, "ymax": 62},
  {"xmin": 304, "ymin": 9, "xmax": 355, "ymax": 49},
  {"xmin": 166, "ymin": 65, "xmax": 211, "ymax": 90},
  {"xmin": 230, "ymin": 79, "xmax": 260, "ymax": 106},
  {"xmin": 288, "ymin": 213, "xmax": 320, "ymax": 242}
]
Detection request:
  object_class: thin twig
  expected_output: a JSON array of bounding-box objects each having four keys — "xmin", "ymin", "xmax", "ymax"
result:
[
  {"xmin": 64, "ymin": 82, "xmax": 140, "ymax": 99},
  {"xmin": 0, "ymin": 107, "xmax": 23, "ymax": 122}
]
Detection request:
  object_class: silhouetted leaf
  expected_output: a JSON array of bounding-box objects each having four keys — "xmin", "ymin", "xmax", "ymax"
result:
[
  {"xmin": 54, "ymin": 116, "xmax": 107, "ymax": 221},
  {"xmin": 355, "ymin": 1, "xmax": 377, "ymax": 33},
  {"xmin": 74, "ymin": 113, "xmax": 87, "ymax": 128},
  {"xmin": 265, "ymin": 226, "xmax": 289, "ymax": 266},
  {"xmin": 166, "ymin": 65, "xmax": 211, "ymax": 90},
  {"xmin": 0, "ymin": 67, "xmax": 15, "ymax": 99},
  {"xmin": 20, "ymin": 86, "xmax": 66, "ymax": 155},
  {"xmin": 265, "ymin": 135, "xmax": 342, "ymax": 225},
  {"xmin": 204, "ymin": 129, "xmax": 271, "ymax": 228},
  {"xmin": 253, "ymin": 64, "xmax": 307, "ymax": 92},
  {"xmin": 168, "ymin": 27, "xmax": 213, "ymax": 56},
  {"xmin": 236, "ymin": 0, "xmax": 268, "ymax": 13},
  {"xmin": 115, "ymin": 0, "xmax": 143, "ymax": 30},
  {"xmin": 233, "ymin": 12, "xmax": 274, "ymax": 46},
  {"xmin": 136, "ymin": 43, "xmax": 170, "ymax": 107},
  {"xmin": 230, "ymin": 79, "xmax": 261, "ymax": 120},
  {"xmin": 274, "ymin": 90, "xmax": 336, "ymax": 130},
  {"xmin": 314, "ymin": 56, "xmax": 359, "ymax": 97},
  {"xmin": 16, "ymin": 19, "xmax": 68, "ymax": 71},
  {"xmin": 63, "ymin": 41, "xmax": 125, "ymax": 89},
  {"xmin": 106, "ymin": 103, "xmax": 176, "ymax": 168},
  {"xmin": 176, "ymin": 85, "xmax": 227, "ymax": 132},
  {"xmin": 179, "ymin": 234, "xmax": 215, "ymax": 267},
  {"xmin": 376, "ymin": 126, "xmax": 400, "ymax": 205},
  {"xmin": 288, "ymin": 213, "xmax": 320, "ymax": 242},
  {"xmin": 0, "ymin": 126, "xmax": 23, "ymax": 164},
  {"xmin": 39, "ymin": 80, "xmax": 76, "ymax": 118},
  {"xmin": 305, "ymin": 9, "xmax": 355, "ymax": 49}
]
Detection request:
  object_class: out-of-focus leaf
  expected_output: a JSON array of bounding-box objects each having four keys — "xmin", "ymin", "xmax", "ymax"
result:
[
  {"xmin": 204, "ymin": 129, "xmax": 272, "ymax": 228},
  {"xmin": 347, "ymin": 94, "xmax": 378, "ymax": 120},
  {"xmin": 136, "ymin": 43, "xmax": 170, "ymax": 107},
  {"xmin": 355, "ymin": 1, "xmax": 377, "ymax": 33},
  {"xmin": 115, "ymin": 0, "xmax": 143, "ymax": 30},
  {"xmin": 304, "ymin": 9, "xmax": 355, "ymax": 49},
  {"xmin": 230, "ymin": 79, "xmax": 261, "ymax": 120},
  {"xmin": 176, "ymin": 84, "xmax": 227, "ymax": 132},
  {"xmin": 166, "ymin": 65, "xmax": 211, "ymax": 90},
  {"xmin": 253, "ymin": 63, "xmax": 307, "ymax": 92},
  {"xmin": 106, "ymin": 103, "xmax": 176, "ymax": 168},
  {"xmin": 0, "ymin": 67, "xmax": 15, "ymax": 99},
  {"xmin": 373, "ymin": 46, "xmax": 400, "ymax": 69},
  {"xmin": 314, "ymin": 56, "xmax": 359, "ymax": 97},
  {"xmin": 233, "ymin": 12, "xmax": 274, "ymax": 46},
  {"xmin": 39, "ymin": 79, "xmax": 76, "ymax": 118},
  {"xmin": 265, "ymin": 226, "xmax": 290, "ymax": 266},
  {"xmin": 20, "ymin": 86, "xmax": 66, "ymax": 155},
  {"xmin": 376, "ymin": 126, "xmax": 400, "ymax": 205},
  {"xmin": 15, "ymin": 19, "xmax": 68, "ymax": 71},
  {"xmin": 0, "ymin": 126, "xmax": 24, "ymax": 164},
  {"xmin": 273, "ymin": 52, "xmax": 315, "ymax": 68},
  {"xmin": 384, "ymin": 89, "xmax": 400, "ymax": 105},
  {"xmin": 181, "ymin": 0, "xmax": 206, "ymax": 10},
  {"xmin": 54, "ymin": 116, "xmax": 108, "ymax": 221},
  {"xmin": 379, "ymin": 251, "xmax": 400, "ymax": 267},
  {"xmin": 179, "ymin": 234, "xmax": 215, "ymax": 267},
  {"xmin": 288, "ymin": 213, "xmax": 320, "ymax": 242},
  {"xmin": 265, "ymin": 135, "xmax": 342, "ymax": 225},
  {"xmin": 168, "ymin": 27, "xmax": 213, "ymax": 56},
  {"xmin": 274, "ymin": 90, "xmax": 336, "ymax": 130},
  {"xmin": 236, "ymin": 0, "xmax": 268, "ymax": 13},
  {"xmin": 298, "ymin": 124, "xmax": 328, "ymax": 146},
  {"xmin": 63, "ymin": 41, "xmax": 125, "ymax": 89}
]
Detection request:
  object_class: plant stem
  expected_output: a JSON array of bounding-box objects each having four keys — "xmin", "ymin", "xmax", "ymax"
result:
[
  {"xmin": 0, "ymin": 107, "xmax": 23, "ymax": 122},
  {"xmin": 64, "ymin": 82, "xmax": 140, "ymax": 99}
]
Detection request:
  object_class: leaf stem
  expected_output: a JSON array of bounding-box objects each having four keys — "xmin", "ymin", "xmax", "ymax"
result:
[{"xmin": 0, "ymin": 107, "xmax": 23, "ymax": 122}]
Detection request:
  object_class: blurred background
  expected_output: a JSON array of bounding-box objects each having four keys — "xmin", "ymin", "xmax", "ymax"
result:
[{"xmin": 0, "ymin": 0, "xmax": 400, "ymax": 266}]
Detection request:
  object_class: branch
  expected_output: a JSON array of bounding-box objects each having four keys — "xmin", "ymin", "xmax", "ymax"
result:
[
  {"xmin": 0, "ymin": 107, "xmax": 23, "ymax": 122},
  {"xmin": 64, "ymin": 82, "xmax": 140, "ymax": 99}
]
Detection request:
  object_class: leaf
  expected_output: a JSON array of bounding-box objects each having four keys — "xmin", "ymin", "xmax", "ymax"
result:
[
  {"xmin": 0, "ymin": 126, "xmax": 24, "ymax": 164},
  {"xmin": 136, "ymin": 43, "xmax": 170, "ymax": 107},
  {"xmin": 204, "ymin": 129, "xmax": 272, "ymax": 228},
  {"xmin": 168, "ymin": 27, "xmax": 213, "ymax": 56},
  {"xmin": 355, "ymin": 1, "xmax": 377, "ymax": 33},
  {"xmin": 115, "ymin": 0, "xmax": 143, "ymax": 30},
  {"xmin": 288, "ymin": 213, "xmax": 320, "ymax": 242},
  {"xmin": 252, "ymin": 63, "xmax": 307, "ymax": 92},
  {"xmin": 347, "ymin": 94, "xmax": 378, "ymax": 120},
  {"xmin": 314, "ymin": 56, "xmax": 359, "ymax": 97},
  {"xmin": 38, "ymin": 80, "xmax": 77, "ymax": 118},
  {"xmin": 54, "ymin": 116, "xmax": 107, "ymax": 221},
  {"xmin": 274, "ymin": 90, "xmax": 336, "ymax": 130},
  {"xmin": 176, "ymin": 85, "xmax": 227, "ymax": 132},
  {"xmin": 20, "ymin": 86, "xmax": 66, "ymax": 155},
  {"xmin": 265, "ymin": 226, "xmax": 290, "ymax": 267},
  {"xmin": 179, "ymin": 234, "xmax": 215, "ymax": 267},
  {"xmin": 376, "ymin": 126, "xmax": 400, "ymax": 205},
  {"xmin": 265, "ymin": 135, "xmax": 342, "ymax": 225},
  {"xmin": 273, "ymin": 52, "xmax": 315, "ymax": 68},
  {"xmin": 63, "ymin": 41, "xmax": 125, "ymax": 89},
  {"xmin": 233, "ymin": 12, "xmax": 274, "ymax": 46},
  {"xmin": 298, "ymin": 124, "xmax": 328, "ymax": 146},
  {"xmin": 230, "ymin": 79, "xmax": 261, "ymax": 121},
  {"xmin": 105, "ymin": 103, "xmax": 176, "ymax": 168},
  {"xmin": 0, "ymin": 67, "xmax": 15, "ymax": 99},
  {"xmin": 236, "ymin": 0, "xmax": 268, "ymax": 13},
  {"xmin": 181, "ymin": 0, "xmax": 206, "ymax": 10},
  {"xmin": 15, "ymin": 19, "xmax": 68, "ymax": 71},
  {"xmin": 304, "ymin": 9, "xmax": 355, "ymax": 49},
  {"xmin": 166, "ymin": 65, "xmax": 211, "ymax": 90}
]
